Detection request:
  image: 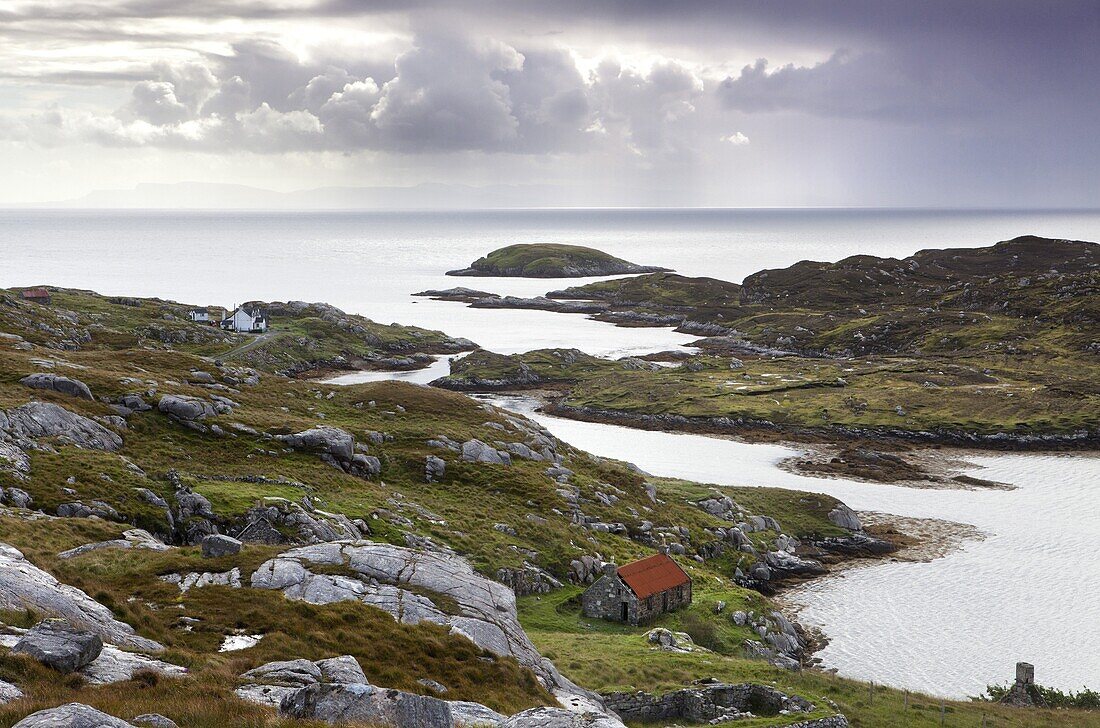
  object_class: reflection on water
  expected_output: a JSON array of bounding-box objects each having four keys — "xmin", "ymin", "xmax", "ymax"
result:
[
  {"xmin": 322, "ymin": 355, "xmax": 457, "ymax": 386},
  {"xmin": 475, "ymin": 394, "xmax": 1100, "ymax": 699}
]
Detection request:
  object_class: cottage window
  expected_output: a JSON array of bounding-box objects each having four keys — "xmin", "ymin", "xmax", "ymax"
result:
[{"xmin": 646, "ymin": 596, "xmax": 654, "ymax": 609}]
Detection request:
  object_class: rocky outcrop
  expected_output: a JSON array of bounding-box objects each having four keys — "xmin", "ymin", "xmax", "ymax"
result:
[
  {"xmin": 11, "ymin": 620, "xmax": 103, "ymax": 673},
  {"xmin": 249, "ymin": 541, "xmax": 608, "ymax": 715},
  {"xmin": 236, "ymin": 499, "xmax": 366, "ymax": 545},
  {"xmin": 276, "ymin": 426, "xmax": 380, "ymax": 478},
  {"xmin": 238, "ymin": 654, "xmax": 622, "ymax": 728},
  {"xmin": 495, "ymin": 563, "xmax": 563, "ymax": 596},
  {"xmin": 0, "ymin": 542, "xmax": 162, "ymax": 652},
  {"xmin": 12, "ymin": 703, "xmax": 137, "ymax": 728},
  {"xmin": 0, "ymin": 627, "xmax": 183, "ymax": 685},
  {"xmin": 20, "ymin": 373, "xmax": 94, "ymax": 400},
  {"xmin": 160, "ymin": 568, "xmax": 241, "ymax": 592},
  {"xmin": 460, "ymin": 439, "xmax": 512, "ymax": 465},
  {"xmin": 1, "ymin": 401, "xmax": 122, "ymax": 452},
  {"xmin": 58, "ymin": 529, "xmax": 170, "ymax": 559}
]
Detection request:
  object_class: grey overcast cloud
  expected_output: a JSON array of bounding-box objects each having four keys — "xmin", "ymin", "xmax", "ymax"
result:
[{"xmin": 1, "ymin": 0, "xmax": 1098, "ymax": 206}]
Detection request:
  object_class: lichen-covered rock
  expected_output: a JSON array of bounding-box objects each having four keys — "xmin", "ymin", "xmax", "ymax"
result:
[
  {"xmin": 12, "ymin": 620, "xmax": 103, "ymax": 673},
  {"xmin": 13, "ymin": 703, "xmax": 137, "ymax": 727},
  {"xmin": 0, "ymin": 542, "xmax": 162, "ymax": 652},
  {"xmin": 20, "ymin": 373, "xmax": 94, "ymax": 400}
]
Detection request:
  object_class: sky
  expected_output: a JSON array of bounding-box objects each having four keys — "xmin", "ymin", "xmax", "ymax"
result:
[{"xmin": 1, "ymin": 0, "xmax": 1099, "ymax": 207}]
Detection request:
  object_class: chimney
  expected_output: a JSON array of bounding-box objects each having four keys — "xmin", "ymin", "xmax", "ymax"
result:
[
  {"xmin": 602, "ymin": 562, "xmax": 618, "ymax": 577},
  {"xmin": 658, "ymin": 545, "xmax": 670, "ymax": 555},
  {"xmin": 1016, "ymin": 662, "xmax": 1035, "ymax": 686}
]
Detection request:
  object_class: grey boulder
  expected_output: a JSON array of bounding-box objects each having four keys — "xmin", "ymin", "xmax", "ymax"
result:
[
  {"xmin": 201, "ymin": 534, "xmax": 242, "ymax": 558},
  {"xmin": 501, "ymin": 707, "xmax": 625, "ymax": 728},
  {"xmin": 316, "ymin": 655, "xmax": 368, "ymax": 684},
  {"xmin": 460, "ymin": 439, "xmax": 511, "ymax": 465},
  {"xmin": 12, "ymin": 620, "xmax": 103, "ymax": 673},
  {"xmin": 425, "ymin": 455, "xmax": 446, "ymax": 482},
  {"xmin": 827, "ymin": 504, "xmax": 862, "ymax": 531},
  {"xmin": 0, "ymin": 678, "xmax": 23, "ymax": 705},
  {"xmin": 281, "ymin": 683, "xmax": 453, "ymax": 728},
  {"xmin": 241, "ymin": 658, "xmax": 323, "ymax": 687},
  {"xmin": 13, "ymin": 703, "xmax": 136, "ymax": 728},
  {"xmin": 1, "ymin": 487, "xmax": 32, "ymax": 509},
  {"xmin": 157, "ymin": 394, "xmax": 215, "ymax": 421},
  {"xmin": 131, "ymin": 715, "xmax": 178, "ymax": 728},
  {"xmin": 276, "ymin": 426, "xmax": 355, "ymax": 461},
  {"xmin": 20, "ymin": 373, "xmax": 94, "ymax": 401}
]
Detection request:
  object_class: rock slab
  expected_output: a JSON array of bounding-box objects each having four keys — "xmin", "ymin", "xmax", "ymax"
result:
[{"xmin": 12, "ymin": 619, "xmax": 103, "ymax": 673}]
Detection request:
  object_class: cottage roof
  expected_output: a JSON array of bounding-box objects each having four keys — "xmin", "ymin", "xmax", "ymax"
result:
[
  {"xmin": 616, "ymin": 553, "xmax": 690, "ymax": 600},
  {"xmin": 21, "ymin": 287, "xmax": 50, "ymax": 299}
]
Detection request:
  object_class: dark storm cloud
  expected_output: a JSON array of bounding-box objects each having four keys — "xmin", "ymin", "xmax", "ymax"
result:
[{"xmin": 3, "ymin": 0, "xmax": 1100, "ymax": 205}]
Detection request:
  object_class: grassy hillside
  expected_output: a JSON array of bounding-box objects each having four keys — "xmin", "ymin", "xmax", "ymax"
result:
[
  {"xmin": 0, "ymin": 286, "xmax": 1092, "ymax": 726},
  {"xmin": 0, "ymin": 287, "xmax": 473, "ymax": 377},
  {"xmin": 438, "ymin": 348, "xmax": 1100, "ymax": 443}
]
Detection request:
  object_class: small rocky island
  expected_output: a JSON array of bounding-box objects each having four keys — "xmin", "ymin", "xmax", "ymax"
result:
[{"xmin": 446, "ymin": 243, "xmax": 672, "ymax": 278}]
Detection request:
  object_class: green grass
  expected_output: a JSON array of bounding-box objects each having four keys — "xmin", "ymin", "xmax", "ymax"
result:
[
  {"xmin": 440, "ymin": 349, "xmax": 1100, "ymax": 439},
  {"xmin": 518, "ymin": 588, "xmax": 1100, "ymax": 727}
]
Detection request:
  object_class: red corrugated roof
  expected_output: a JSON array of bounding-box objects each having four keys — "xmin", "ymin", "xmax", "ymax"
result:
[
  {"xmin": 617, "ymin": 553, "xmax": 690, "ymax": 600},
  {"xmin": 21, "ymin": 288, "xmax": 50, "ymax": 298}
]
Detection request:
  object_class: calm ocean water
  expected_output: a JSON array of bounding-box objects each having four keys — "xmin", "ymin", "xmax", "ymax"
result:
[{"xmin": 3, "ymin": 208, "xmax": 1100, "ymax": 355}]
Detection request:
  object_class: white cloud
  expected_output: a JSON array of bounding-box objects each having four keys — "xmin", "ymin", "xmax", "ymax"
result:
[{"xmin": 721, "ymin": 131, "xmax": 749, "ymax": 145}]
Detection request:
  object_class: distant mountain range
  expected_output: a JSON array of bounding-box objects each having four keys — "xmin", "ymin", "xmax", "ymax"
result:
[{"xmin": 21, "ymin": 181, "xmax": 616, "ymax": 210}]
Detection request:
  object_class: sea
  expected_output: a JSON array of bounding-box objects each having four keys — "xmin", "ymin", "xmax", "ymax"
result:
[{"xmin": 3, "ymin": 207, "xmax": 1100, "ymax": 698}]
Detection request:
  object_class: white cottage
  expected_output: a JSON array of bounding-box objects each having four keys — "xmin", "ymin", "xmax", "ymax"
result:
[
  {"xmin": 188, "ymin": 309, "xmax": 210, "ymax": 322},
  {"xmin": 222, "ymin": 306, "xmax": 268, "ymax": 333}
]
